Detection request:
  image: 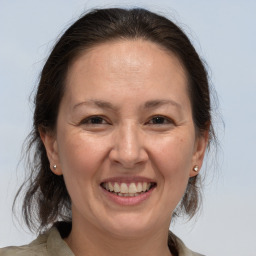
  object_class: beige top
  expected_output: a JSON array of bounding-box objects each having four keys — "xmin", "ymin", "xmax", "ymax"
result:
[{"xmin": 0, "ymin": 226, "xmax": 204, "ymax": 256}]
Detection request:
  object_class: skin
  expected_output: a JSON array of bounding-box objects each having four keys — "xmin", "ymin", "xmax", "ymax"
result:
[{"xmin": 41, "ymin": 39, "xmax": 208, "ymax": 256}]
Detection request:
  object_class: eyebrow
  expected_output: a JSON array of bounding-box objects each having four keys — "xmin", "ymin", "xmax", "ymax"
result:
[
  {"xmin": 73, "ymin": 99, "xmax": 118, "ymax": 111},
  {"xmin": 73, "ymin": 99, "xmax": 182, "ymax": 111},
  {"xmin": 143, "ymin": 99, "xmax": 182, "ymax": 110}
]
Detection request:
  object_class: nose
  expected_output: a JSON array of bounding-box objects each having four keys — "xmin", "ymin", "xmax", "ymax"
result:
[{"xmin": 109, "ymin": 123, "xmax": 148, "ymax": 169}]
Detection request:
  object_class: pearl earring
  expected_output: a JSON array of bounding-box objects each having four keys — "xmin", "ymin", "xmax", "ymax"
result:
[{"xmin": 193, "ymin": 165, "xmax": 199, "ymax": 172}]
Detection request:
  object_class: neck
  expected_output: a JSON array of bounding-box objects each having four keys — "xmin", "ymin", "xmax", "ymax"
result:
[{"xmin": 65, "ymin": 220, "xmax": 172, "ymax": 256}]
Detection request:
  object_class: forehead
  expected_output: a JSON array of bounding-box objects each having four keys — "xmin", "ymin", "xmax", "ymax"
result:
[
  {"xmin": 64, "ymin": 39, "xmax": 190, "ymax": 108},
  {"xmin": 68, "ymin": 39, "xmax": 186, "ymax": 78}
]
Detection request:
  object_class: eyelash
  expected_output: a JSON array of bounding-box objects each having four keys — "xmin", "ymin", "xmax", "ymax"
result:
[
  {"xmin": 80, "ymin": 116, "xmax": 109, "ymax": 125},
  {"xmin": 146, "ymin": 115, "xmax": 174, "ymax": 125},
  {"xmin": 80, "ymin": 115, "xmax": 174, "ymax": 126}
]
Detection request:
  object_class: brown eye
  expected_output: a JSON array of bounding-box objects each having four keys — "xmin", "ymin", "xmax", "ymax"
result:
[
  {"xmin": 148, "ymin": 116, "xmax": 173, "ymax": 125},
  {"xmin": 151, "ymin": 116, "xmax": 165, "ymax": 124},
  {"xmin": 81, "ymin": 116, "xmax": 108, "ymax": 125},
  {"xmin": 89, "ymin": 117, "xmax": 104, "ymax": 124}
]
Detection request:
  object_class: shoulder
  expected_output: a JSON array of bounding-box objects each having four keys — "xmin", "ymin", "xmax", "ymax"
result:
[
  {"xmin": 168, "ymin": 231, "xmax": 205, "ymax": 256},
  {"xmin": 0, "ymin": 226, "xmax": 73, "ymax": 256},
  {"xmin": 0, "ymin": 233, "xmax": 48, "ymax": 256}
]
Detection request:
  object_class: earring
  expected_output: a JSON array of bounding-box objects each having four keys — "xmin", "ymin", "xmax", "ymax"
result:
[
  {"xmin": 53, "ymin": 164, "xmax": 57, "ymax": 170},
  {"xmin": 193, "ymin": 165, "xmax": 199, "ymax": 172}
]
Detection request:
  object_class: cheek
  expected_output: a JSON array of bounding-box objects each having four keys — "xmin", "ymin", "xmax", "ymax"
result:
[
  {"xmin": 56, "ymin": 132, "xmax": 111, "ymax": 208},
  {"xmin": 147, "ymin": 135, "xmax": 195, "ymax": 217},
  {"xmin": 57, "ymin": 132, "xmax": 109, "ymax": 181},
  {"xmin": 150, "ymin": 135, "xmax": 195, "ymax": 181}
]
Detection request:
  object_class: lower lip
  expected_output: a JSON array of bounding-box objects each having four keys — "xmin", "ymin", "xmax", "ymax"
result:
[{"xmin": 101, "ymin": 186, "xmax": 155, "ymax": 206}]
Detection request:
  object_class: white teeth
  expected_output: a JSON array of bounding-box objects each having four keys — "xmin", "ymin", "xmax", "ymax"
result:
[
  {"xmin": 142, "ymin": 182, "xmax": 148, "ymax": 192},
  {"xmin": 108, "ymin": 182, "xmax": 114, "ymax": 192},
  {"xmin": 103, "ymin": 181, "xmax": 154, "ymax": 196},
  {"xmin": 128, "ymin": 183, "xmax": 137, "ymax": 193},
  {"xmin": 136, "ymin": 182, "xmax": 143, "ymax": 192},
  {"xmin": 114, "ymin": 182, "xmax": 120, "ymax": 193},
  {"xmin": 120, "ymin": 183, "xmax": 128, "ymax": 193}
]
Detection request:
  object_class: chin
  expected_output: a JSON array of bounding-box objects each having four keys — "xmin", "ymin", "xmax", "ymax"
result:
[{"xmin": 100, "ymin": 212, "xmax": 158, "ymax": 238}]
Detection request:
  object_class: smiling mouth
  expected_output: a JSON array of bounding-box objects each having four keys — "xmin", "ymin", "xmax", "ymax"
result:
[{"xmin": 101, "ymin": 182, "xmax": 157, "ymax": 197}]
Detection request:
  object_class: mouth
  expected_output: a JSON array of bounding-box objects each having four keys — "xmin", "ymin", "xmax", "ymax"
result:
[{"xmin": 100, "ymin": 181, "xmax": 157, "ymax": 197}]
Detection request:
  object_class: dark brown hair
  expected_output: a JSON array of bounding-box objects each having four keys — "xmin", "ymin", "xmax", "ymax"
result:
[{"xmin": 15, "ymin": 8, "xmax": 215, "ymax": 232}]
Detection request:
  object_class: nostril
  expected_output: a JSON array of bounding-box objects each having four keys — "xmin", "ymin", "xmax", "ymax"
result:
[{"xmin": 109, "ymin": 147, "xmax": 148, "ymax": 169}]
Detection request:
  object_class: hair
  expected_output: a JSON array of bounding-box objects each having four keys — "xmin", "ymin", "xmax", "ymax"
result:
[{"xmin": 15, "ymin": 8, "xmax": 216, "ymax": 232}]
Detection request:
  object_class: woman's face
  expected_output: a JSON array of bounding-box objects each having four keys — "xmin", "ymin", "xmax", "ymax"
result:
[{"xmin": 44, "ymin": 39, "xmax": 207, "ymax": 238}]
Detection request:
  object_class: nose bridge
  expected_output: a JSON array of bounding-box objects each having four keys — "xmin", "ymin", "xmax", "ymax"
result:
[
  {"xmin": 110, "ymin": 121, "xmax": 147, "ymax": 167},
  {"xmin": 121, "ymin": 122, "xmax": 139, "ymax": 155}
]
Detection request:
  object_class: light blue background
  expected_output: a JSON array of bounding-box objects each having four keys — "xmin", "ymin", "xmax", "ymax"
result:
[{"xmin": 1, "ymin": 1, "xmax": 255, "ymax": 255}]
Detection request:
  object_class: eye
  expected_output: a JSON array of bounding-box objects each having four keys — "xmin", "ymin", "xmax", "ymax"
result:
[
  {"xmin": 80, "ymin": 116, "xmax": 109, "ymax": 125},
  {"xmin": 147, "ymin": 116, "xmax": 174, "ymax": 125}
]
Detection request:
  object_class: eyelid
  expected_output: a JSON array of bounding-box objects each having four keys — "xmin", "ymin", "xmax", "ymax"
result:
[
  {"xmin": 146, "ymin": 115, "xmax": 175, "ymax": 125},
  {"xmin": 79, "ymin": 115, "xmax": 111, "ymax": 125}
]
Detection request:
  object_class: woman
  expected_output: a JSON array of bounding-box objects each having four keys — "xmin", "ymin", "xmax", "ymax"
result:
[{"xmin": 0, "ymin": 8, "xmax": 215, "ymax": 256}]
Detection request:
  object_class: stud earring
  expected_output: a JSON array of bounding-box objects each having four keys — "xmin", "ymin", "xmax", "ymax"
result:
[
  {"xmin": 53, "ymin": 164, "xmax": 57, "ymax": 170},
  {"xmin": 193, "ymin": 165, "xmax": 199, "ymax": 172}
]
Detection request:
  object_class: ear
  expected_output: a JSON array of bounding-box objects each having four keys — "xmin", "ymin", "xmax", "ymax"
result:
[
  {"xmin": 39, "ymin": 129, "xmax": 62, "ymax": 175},
  {"xmin": 190, "ymin": 130, "xmax": 209, "ymax": 177}
]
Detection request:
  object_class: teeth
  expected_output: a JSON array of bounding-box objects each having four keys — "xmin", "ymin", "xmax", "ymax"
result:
[
  {"xmin": 114, "ymin": 182, "xmax": 120, "ymax": 193},
  {"xmin": 142, "ymin": 182, "xmax": 147, "ymax": 192},
  {"xmin": 120, "ymin": 183, "xmax": 128, "ymax": 193},
  {"xmin": 103, "ymin": 181, "xmax": 154, "ymax": 196},
  {"xmin": 137, "ymin": 182, "xmax": 142, "ymax": 192},
  {"xmin": 109, "ymin": 182, "xmax": 114, "ymax": 192},
  {"xmin": 128, "ymin": 183, "xmax": 137, "ymax": 193}
]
